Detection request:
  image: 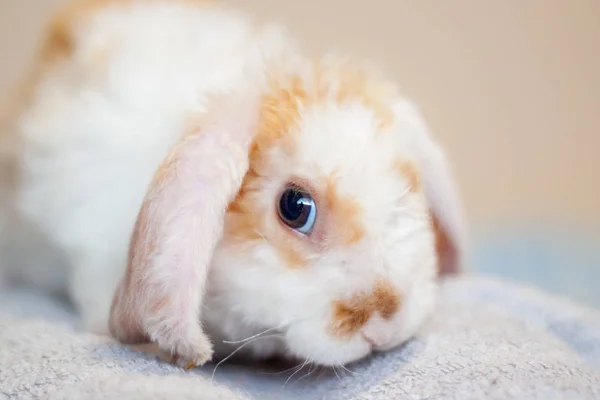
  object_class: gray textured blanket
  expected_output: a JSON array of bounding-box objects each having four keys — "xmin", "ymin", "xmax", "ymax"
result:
[{"xmin": 1, "ymin": 274, "xmax": 599, "ymax": 400}]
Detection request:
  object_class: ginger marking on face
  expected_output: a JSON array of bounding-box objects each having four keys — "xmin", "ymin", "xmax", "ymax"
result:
[
  {"xmin": 224, "ymin": 75, "xmax": 309, "ymax": 267},
  {"xmin": 372, "ymin": 279, "xmax": 401, "ymax": 319},
  {"xmin": 330, "ymin": 279, "xmax": 401, "ymax": 337},
  {"xmin": 324, "ymin": 174, "xmax": 365, "ymax": 245}
]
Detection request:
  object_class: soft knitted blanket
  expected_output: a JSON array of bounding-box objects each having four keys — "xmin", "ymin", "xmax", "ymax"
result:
[{"xmin": 1, "ymin": 274, "xmax": 599, "ymax": 400}]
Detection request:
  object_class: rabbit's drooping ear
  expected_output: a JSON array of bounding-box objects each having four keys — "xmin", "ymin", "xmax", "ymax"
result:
[
  {"xmin": 109, "ymin": 91, "xmax": 259, "ymax": 368},
  {"xmin": 393, "ymin": 100, "xmax": 467, "ymax": 276}
]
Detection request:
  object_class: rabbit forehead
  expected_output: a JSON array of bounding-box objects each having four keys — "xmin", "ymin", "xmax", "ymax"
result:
[
  {"xmin": 293, "ymin": 101, "xmax": 405, "ymax": 179},
  {"xmin": 254, "ymin": 61, "xmax": 421, "ymax": 202},
  {"xmin": 274, "ymin": 100, "xmax": 422, "ymax": 217}
]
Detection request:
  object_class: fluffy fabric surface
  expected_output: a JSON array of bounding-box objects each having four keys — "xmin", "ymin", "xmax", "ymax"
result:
[{"xmin": 1, "ymin": 274, "xmax": 599, "ymax": 400}]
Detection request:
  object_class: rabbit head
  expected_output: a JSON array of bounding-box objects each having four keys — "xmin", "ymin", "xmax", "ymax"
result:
[{"xmin": 109, "ymin": 56, "xmax": 467, "ymax": 368}]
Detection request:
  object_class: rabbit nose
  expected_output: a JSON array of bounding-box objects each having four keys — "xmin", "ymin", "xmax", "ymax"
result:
[{"xmin": 361, "ymin": 317, "xmax": 394, "ymax": 351}]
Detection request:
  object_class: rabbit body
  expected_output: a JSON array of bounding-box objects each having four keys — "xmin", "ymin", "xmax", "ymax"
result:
[{"xmin": 0, "ymin": 0, "xmax": 465, "ymax": 368}]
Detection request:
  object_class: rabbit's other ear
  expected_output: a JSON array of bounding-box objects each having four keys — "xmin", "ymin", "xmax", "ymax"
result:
[
  {"xmin": 393, "ymin": 100, "xmax": 467, "ymax": 276},
  {"xmin": 109, "ymin": 91, "xmax": 259, "ymax": 368}
]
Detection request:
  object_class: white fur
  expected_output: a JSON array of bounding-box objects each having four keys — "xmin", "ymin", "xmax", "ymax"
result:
[{"xmin": 0, "ymin": 1, "xmax": 463, "ymax": 368}]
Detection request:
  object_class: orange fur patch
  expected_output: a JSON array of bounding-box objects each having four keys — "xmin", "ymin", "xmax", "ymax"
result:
[
  {"xmin": 330, "ymin": 300, "xmax": 372, "ymax": 338},
  {"xmin": 372, "ymin": 279, "xmax": 401, "ymax": 319},
  {"xmin": 314, "ymin": 60, "xmax": 396, "ymax": 129},
  {"xmin": 394, "ymin": 159, "xmax": 421, "ymax": 192},
  {"xmin": 324, "ymin": 173, "xmax": 365, "ymax": 245},
  {"xmin": 330, "ymin": 279, "xmax": 401, "ymax": 337},
  {"xmin": 277, "ymin": 239, "xmax": 308, "ymax": 268},
  {"xmin": 41, "ymin": 0, "xmax": 122, "ymax": 64},
  {"xmin": 251, "ymin": 76, "xmax": 306, "ymax": 168},
  {"xmin": 431, "ymin": 213, "xmax": 458, "ymax": 275}
]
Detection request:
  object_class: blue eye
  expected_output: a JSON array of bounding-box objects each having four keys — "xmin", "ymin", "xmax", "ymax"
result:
[{"xmin": 278, "ymin": 186, "xmax": 317, "ymax": 234}]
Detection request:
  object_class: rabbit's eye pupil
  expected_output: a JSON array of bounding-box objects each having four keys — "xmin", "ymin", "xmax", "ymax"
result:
[{"xmin": 278, "ymin": 186, "xmax": 317, "ymax": 234}]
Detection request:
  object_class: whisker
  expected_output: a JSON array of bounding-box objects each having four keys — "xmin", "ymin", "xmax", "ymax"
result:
[
  {"xmin": 211, "ymin": 333, "xmax": 282, "ymax": 382},
  {"xmin": 295, "ymin": 363, "xmax": 317, "ymax": 383},
  {"xmin": 253, "ymin": 229, "xmax": 268, "ymax": 241},
  {"xmin": 282, "ymin": 356, "xmax": 312, "ymax": 389},
  {"xmin": 398, "ymin": 186, "xmax": 412, "ymax": 201},
  {"xmin": 315, "ymin": 365, "xmax": 328, "ymax": 379},
  {"xmin": 337, "ymin": 363, "xmax": 363, "ymax": 376},
  {"xmin": 258, "ymin": 362, "xmax": 305, "ymax": 376},
  {"xmin": 334, "ymin": 365, "xmax": 348, "ymax": 379},
  {"xmin": 332, "ymin": 365, "xmax": 342, "ymax": 381},
  {"xmin": 222, "ymin": 325, "xmax": 285, "ymax": 344},
  {"xmin": 259, "ymin": 361, "xmax": 310, "ymax": 375}
]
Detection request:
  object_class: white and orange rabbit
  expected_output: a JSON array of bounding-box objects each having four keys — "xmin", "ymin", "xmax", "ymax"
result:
[{"xmin": 0, "ymin": 0, "xmax": 467, "ymax": 369}]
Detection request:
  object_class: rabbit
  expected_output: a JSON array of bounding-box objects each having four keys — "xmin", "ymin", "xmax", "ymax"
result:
[{"xmin": 0, "ymin": 0, "xmax": 467, "ymax": 369}]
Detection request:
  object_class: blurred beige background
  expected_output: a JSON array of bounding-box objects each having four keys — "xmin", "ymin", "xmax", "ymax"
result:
[{"xmin": 1, "ymin": 0, "xmax": 599, "ymax": 230}]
